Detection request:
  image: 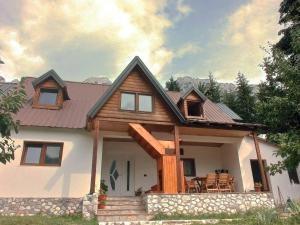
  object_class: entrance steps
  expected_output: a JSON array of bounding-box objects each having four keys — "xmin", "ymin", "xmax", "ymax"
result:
[{"xmin": 97, "ymin": 196, "xmax": 152, "ymax": 223}]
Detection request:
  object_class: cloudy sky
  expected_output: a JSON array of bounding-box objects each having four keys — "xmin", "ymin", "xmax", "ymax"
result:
[{"xmin": 0, "ymin": 0, "xmax": 281, "ymax": 84}]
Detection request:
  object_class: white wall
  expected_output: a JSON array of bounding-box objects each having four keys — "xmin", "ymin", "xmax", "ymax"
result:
[
  {"xmin": 238, "ymin": 136, "xmax": 300, "ymax": 202},
  {"xmin": 0, "ymin": 127, "xmax": 101, "ymax": 198}
]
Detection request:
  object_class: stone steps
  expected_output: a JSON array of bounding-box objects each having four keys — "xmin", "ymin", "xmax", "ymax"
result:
[{"xmin": 97, "ymin": 196, "xmax": 152, "ymax": 223}]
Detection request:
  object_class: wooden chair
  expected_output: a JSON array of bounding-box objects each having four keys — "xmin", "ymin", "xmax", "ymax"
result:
[
  {"xmin": 218, "ymin": 173, "xmax": 231, "ymax": 192},
  {"xmin": 229, "ymin": 174, "xmax": 235, "ymax": 192},
  {"xmin": 204, "ymin": 173, "xmax": 218, "ymax": 193},
  {"xmin": 185, "ymin": 177, "xmax": 198, "ymax": 193}
]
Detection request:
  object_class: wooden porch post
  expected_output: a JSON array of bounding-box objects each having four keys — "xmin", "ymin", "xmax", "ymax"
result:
[
  {"xmin": 89, "ymin": 120, "xmax": 100, "ymax": 194},
  {"xmin": 252, "ymin": 132, "xmax": 268, "ymax": 191},
  {"xmin": 174, "ymin": 125, "xmax": 182, "ymax": 192}
]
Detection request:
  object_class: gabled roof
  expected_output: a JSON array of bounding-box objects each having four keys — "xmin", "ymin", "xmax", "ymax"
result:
[
  {"xmin": 181, "ymin": 86, "xmax": 207, "ymax": 101},
  {"xmin": 88, "ymin": 56, "xmax": 186, "ymax": 123},
  {"xmin": 32, "ymin": 69, "xmax": 70, "ymax": 100},
  {"xmin": 216, "ymin": 103, "xmax": 242, "ymax": 121}
]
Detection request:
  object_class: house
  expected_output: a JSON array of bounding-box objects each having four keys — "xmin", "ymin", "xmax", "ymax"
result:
[{"xmin": 0, "ymin": 57, "xmax": 299, "ymax": 220}]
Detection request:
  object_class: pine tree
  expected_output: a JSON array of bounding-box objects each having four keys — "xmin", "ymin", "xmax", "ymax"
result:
[
  {"xmin": 198, "ymin": 73, "xmax": 221, "ymax": 102},
  {"xmin": 256, "ymin": 0, "xmax": 300, "ymax": 174},
  {"xmin": 234, "ymin": 72, "xmax": 256, "ymax": 122},
  {"xmin": 165, "ymin": 76, "xmax": 180, "ymax": 91},
  {"xmin": 222, "ymin": 90, "xmax": 237, "ymax": 114}
]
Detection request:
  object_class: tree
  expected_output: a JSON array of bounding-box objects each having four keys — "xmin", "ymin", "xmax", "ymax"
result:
[
  {"xmin": 165, "ymin": 76, "xmax": 180, "ymax": 91},
  {"xmin": 198, "ymin": 73, "xmax": 221, "ymax": 102},
  {"xmin": 0, "ymin": 81, "xmax": 26, "ymax": 164},
  {"xmin": 256, "ymin": 0, "xmax": 300, "ymax": 174},
  {"xmin": 222, "ymin": 90, "xmax": 237, "ymax": 113},
  {"xmin": 234, "ymin": 72, "xmax": 256, "ymax": 122}
]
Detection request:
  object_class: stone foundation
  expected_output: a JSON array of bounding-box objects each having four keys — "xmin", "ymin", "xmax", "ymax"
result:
[
  {"xmin": 144, "ymin": 193, "xmax": 275, "ymax": 215},
  {"xmin": 0, "ymin": 197, "xmax": 82, "ymax": 216},
  {"xmin": 82, "ymin": 193, "xmax": 98, "ymax": 219}
]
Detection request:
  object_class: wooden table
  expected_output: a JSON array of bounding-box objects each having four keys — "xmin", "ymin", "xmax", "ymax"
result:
[{"xmin": 192, "ymin": 177, "xmax": 206, "ymax": 192}]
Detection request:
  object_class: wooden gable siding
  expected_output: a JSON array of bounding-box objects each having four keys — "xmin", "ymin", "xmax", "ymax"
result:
[
  {"xmin": 96, "ymin": 69, "xmax": 176, "ymax": 123},
  {"xmin": 186, "ymin": 91, "xmax": 201, "ymax": 101}
]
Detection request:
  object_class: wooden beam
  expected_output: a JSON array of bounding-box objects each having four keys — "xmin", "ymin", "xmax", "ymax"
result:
[
  {"xmin": 159, "ymin": 140, "xmax": 175, "ymax": 149},
  {"xmin": 252, "ymin": 132, "xmax": 268, "ymax": 191},
  {"xmin": 89, "ymin": 120, "xmax": 100, "ymax": 194},
  {"xmin": 174, "ymin": 125, "xmax": 182, "ymax": 192}
]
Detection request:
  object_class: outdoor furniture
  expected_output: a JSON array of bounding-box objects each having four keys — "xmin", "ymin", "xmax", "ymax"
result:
[
  {"xmin": 218, "ymin": 173, "xmax": 232, "ymax": 192},
  {"xmin": 229, "ymin": 174, "xmax": 235, "ymax": 192},
  {"xmin": 191, "ymin": 177, "xmax": 205, "ymax": 192},
  {"xmin": 204, "ymin": 173, "xmax": 218, "ymax": 193},
  {"xmin": 185, "ymin": 177, "xmax": 198, "ymax": 193}
]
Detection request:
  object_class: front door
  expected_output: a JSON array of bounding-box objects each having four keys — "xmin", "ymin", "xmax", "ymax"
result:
[{"xmin": 103, "ymin": 157, "xmax": 135, "ymax": 196}]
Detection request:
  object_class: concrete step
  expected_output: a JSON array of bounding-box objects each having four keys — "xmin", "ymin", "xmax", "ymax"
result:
[
  {"xmin": 97, "ymin": 214, "xmax": 153, "ymax": 222},
  {"xmin": 105, "ymin": 205, "xmax": 145, "ymax": 210},
  {"xmin": 98, "ymin": 209, "xmax": 146, "ymax": 216},
  {"xmin": 106, "ymin": 200, "xmax": 143, "ymax": 206},
  {"xmin": 106, "ymin": 196, "xmax": 142, "ymax": 201}
]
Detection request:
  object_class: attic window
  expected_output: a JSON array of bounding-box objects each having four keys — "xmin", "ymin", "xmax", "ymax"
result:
[
  {"xmin": 187, "ymin": 101, "xmax": 203, "ymax": 117},
  {"xmin": 39, "ymin": 88, "xmax": 58, "ymax": 105}
]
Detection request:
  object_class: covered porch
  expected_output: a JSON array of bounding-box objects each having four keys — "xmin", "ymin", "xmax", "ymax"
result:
[{"xmin": 88, "ymin": 120, "xmax": 269, "ymax": 196}]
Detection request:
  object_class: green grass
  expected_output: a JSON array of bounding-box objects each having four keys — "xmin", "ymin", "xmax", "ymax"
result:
[{"xmin": 0, "ymin": 214, "xmax": 97, "ymax": 225}]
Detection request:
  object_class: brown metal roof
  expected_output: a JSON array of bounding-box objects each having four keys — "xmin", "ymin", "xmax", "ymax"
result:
[{"xmin": 16, "ymin": 77, "xmax": 236, "ymax": 129}]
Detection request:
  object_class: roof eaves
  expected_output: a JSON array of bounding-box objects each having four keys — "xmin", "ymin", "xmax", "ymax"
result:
[
  {"xmin": 87, "ymin": 56, "xmax": 186, "ymax": 123},
  {"xmin": 181, "ymin": 86, "xmax": 207, "ymax": 101},
  {"xmin": 32, "ymin": 69, "xmax": 66, "ymax": 89}
]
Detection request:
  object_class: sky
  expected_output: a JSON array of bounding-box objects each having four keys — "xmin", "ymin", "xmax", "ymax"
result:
[{"xmin": 0, "ymin": 0, "xmax": 281, "ymax": 84}]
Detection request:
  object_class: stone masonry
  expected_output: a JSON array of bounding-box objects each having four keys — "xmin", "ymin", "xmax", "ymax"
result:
[
  {"xmin": 82, "ymin": 193, "xmax": 98, "ymax": 219},
  {"xmin": 0, "ymin": 197, "xmax": 82, "ymax": 216},
  {"xmin": 144, "ymin": 193, "xmax": 275, "ymax": 215}
]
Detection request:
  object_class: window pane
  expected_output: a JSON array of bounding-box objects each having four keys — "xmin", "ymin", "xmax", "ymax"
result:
[
  {"xmin": 45, "ymin": 145, "xmax": 61, "ymax": 164},
  {"xmin": 121, "ymin": 93, "xmax": 135, "ymax": 110},
  {"xmin": 25, "ymin": 145, "xmax": 42, "ymax": 164},
  {"xmin": 139, "ymin": 95, "xmax": 152, "ymax": 112},
  {"xmin": 39, "ymin": 89, "xmax": 58, "ymax": 105},
  {"xmin": 183, "ymin": 159, "xmax": 195, "ymax": 177}
]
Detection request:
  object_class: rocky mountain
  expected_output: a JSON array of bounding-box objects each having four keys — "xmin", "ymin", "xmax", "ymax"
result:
[
  {"xmin": 83, "ymin": 77, "xmax": 112, "ymax": 85},
  {"xmin": 176, "ymin": 76, "xmax": 258, "ymax": 93}
]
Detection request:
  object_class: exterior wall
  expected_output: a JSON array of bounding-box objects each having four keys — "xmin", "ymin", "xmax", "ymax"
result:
[
  {"xmin": 144, "ymin": 193, "xmax": 275, "ymax": 215},
  {"xmin": 0, "ymin": 127, "xmax": 102, "ymax": 198},
  {"xmin": 238, "ymin": 136, "xmax": 300, "ymax": 202},
  {"xmin": 101, "ymin": 139, "xmax": 158, "ymax": 194}
]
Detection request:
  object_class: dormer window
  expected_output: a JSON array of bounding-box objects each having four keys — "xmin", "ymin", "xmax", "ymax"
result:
[
  {"xmin": 39, "ymin": 88, "xmax": 58, "ymax": 105},
  {"xmin": 187, "ymin": 101, "xmax": 203, "ymax": 117}
]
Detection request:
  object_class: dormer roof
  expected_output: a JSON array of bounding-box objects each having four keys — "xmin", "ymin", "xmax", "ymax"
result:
[{"xmin": 180, "ymin": 86, "xmax": 207, "ymax": 101}]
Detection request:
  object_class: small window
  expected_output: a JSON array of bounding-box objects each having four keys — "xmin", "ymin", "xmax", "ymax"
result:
[
  {"xmin": 39, "ymin": 88, "xmax": 58, "ymax": 105},
  {"xmin": 183, "ymin": 158, "xmax": 196, "ymax": 177},
  {"xmin": 21, "ymin": 142, "xmax": 63, "ymax": 166},
  {"xmin": 187, "ymin": 101, "xmax": 203, "ymax": 117},
  {"xmin": 138, "ymin": 94, "xmax": 152, "ymax": 112},
  {"xmin": 288, "ymin": 169, "xmax": 300, "ymax": 184},
  {"xmin": 121, "ymin": 93, "xmax": 135, "ymax": 111}
]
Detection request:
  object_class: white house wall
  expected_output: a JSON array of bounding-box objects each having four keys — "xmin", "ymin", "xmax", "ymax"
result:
[
  {"xmin": 238, "ymin": 136, "xmax": 300, "ymax": 202},
  {"xmin": 0, "ymin": 127, "xmax": 101, "ymax": 198}
]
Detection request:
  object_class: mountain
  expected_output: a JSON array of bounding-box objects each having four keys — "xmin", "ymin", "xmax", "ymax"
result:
[
  {"xmin": 176, "ymin": 76, "xmax": 258, "ymax": 93},
  {"xmin": 83, "ymin": 77, "xmax": 112, "ymax": 85}
]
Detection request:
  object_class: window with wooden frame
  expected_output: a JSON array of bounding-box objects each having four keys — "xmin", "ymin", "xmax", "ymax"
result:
[
  {"xmin": 182, "ymin": 158, "xmax": 196, "ymax": 177},
  {"xmin": 39, "ymin": 88, "xmax": 59, "ymax": 105},
  {"xmin": 21, "ymin": 142, "xmax": 63, "ymax": 166},
  {"xmin": 186, "ymin": 100, "xmax": 203, "ymax": 117},
  {"xmin": 120, "ymin": 92, "xmax": 153, "ymax": 113}
]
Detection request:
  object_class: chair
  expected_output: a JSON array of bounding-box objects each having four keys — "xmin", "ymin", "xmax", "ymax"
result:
[
  {"xmin": 218, "ymin": 173, "xmax": 232, "ymax": 192},
  {"xmin": 229, "ymin": 174, "xmax": 235, "ymax": 192},
  {"xmin": 185, "ymin": 177, "xmax": 198, "ymax": 193},
  {"xmin": 204, "ymin": 173, "xmax": 218, "ymax": 193}
]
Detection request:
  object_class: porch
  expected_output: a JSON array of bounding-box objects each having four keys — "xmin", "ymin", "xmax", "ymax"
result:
[{"xmin": 88, "ymin": 121, "xmax": 269, "ymax": 196}]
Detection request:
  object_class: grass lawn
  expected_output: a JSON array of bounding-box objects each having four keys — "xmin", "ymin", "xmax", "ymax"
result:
[{"xmin": 0, "ymin": 214, "xmax": 97, "ymax": 225}]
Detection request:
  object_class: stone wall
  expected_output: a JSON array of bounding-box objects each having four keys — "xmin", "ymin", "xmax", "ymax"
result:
[
  {"xmin": 144, "ymin": 193, "xmax": 275, "ymax": 215},
  {"xmin": 82, "ymin": 193, "xmax": 98, "ymax": 219},
  {"xmin": 0, "ymin": 197, "xmax": 82, "ymax": 216}
]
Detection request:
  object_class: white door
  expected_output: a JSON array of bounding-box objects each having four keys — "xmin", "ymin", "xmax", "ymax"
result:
[{"xmin": 104, "ymin": 157, "xmax": 135, "ymax": 196}]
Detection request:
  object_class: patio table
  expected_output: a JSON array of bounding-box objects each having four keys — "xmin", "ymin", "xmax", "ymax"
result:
[{"xmin": 191, "ymin": 177, "xmax": 206, "ymax": 192}]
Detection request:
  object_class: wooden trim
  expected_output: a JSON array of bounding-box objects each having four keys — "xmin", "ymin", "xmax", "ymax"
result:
[
  {"xmin": 97, "ymin": 117, "xmax": 175, "ymax": 126},
  {"xmin": 174, "ymin": 125, "xmax": 182, "ymax": 192},
  {"xmin": 90, "ymin": 120, "xmax": 100, "ymax": 194},
  {"xmin": 20, "ymin": 141, "xmax": 63, "ymax": 166},
  {"xmin": 252, "ymin": 132, "xmax": 268, "ymax": 191}
]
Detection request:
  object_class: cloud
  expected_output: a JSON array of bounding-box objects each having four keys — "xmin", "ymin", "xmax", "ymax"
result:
[
  {"xmin": 176, "ymin": 42, "xmax": 201, "ymax": 58},
  {"xmin": 208, "ymin": 0, "xmax": 281, "ymax": 83},
  {"xmin": 0, "ymin": 0, "xmax": 192, "ymax": 81}
]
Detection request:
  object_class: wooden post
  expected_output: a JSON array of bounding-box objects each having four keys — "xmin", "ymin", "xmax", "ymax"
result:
[
  {"xmin": 89, "ymin": 120, "xmax": 100, "ymax": 194},
  {"xmin": 174, "ymin": 125, "xmax": 182, "ymax": 192},
  {"xmin": 252, "ymin": 132, "xmax": 268, "ymax": 191}
]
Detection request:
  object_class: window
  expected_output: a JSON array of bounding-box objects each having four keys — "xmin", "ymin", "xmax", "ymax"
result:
[
  {"xmin": 21, "ymin": 142, "xmax": 63, "ymax": 166},
  {"xmin": 121, "ymin": 93, "xmax": 135, "ymax": 111},
  {"xmin": 288, "ymin": 169, "xmax": 300, "ymax": 184},
  {"xmin": 39, "ymin": 88, "xmax": 58, "ymax": 105},
  {"xmin": 187, "ymin": 101, "xmax": 203, "ymax": 117},
  {"xmin": 138, "ymin": 94, "xmax": 153, "ymax": 112},
  {"xmin": 183, "ymin": 158, "xmax": 196, "ymax": 177},
  {"xmin": 250, "ymin": 159, "xmax": 270, "ymax": 190}
]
